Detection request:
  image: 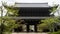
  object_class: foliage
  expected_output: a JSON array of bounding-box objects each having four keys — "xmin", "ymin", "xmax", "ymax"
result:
[
  {"xmin": 49, "ymin": 6, "xmax": 57, "ymax": 12},
  {"xmin": 4, "ymin": 6, "xmax": 19, "ymax": 17},
  {"xmin": 38, "ymin": 5, "xmax": 60, "ymax": 32},
  {"xmin": 0, "ymin": 5, "xmax": 19, "ymax": 34},
  {"xmin": 39, "ymin": 17, "xmax": 60, "ymax": 32},
  {"xmin": 48, "ymin": 31, "xmax": 60, "ymax": 34},
  {"xmin": 0, "ymin": 17, "xmax": 19, "ymax": 32},
  {"xmin": 38, "ymin": 23, "xmax": 48, "ymax": 30}
]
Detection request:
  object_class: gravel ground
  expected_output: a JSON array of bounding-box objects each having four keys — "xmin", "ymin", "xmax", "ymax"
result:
[{"xmin": 12, "ymin": 33, "xmax": 47, "ymax": 34}]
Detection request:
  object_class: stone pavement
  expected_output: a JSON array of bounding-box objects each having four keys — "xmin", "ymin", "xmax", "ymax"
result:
[{"xmin": 12, "ymin": 33, "xmax": 47, "ymax": 34}]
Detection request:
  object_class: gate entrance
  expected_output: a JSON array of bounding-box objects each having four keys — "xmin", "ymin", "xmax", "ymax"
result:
[
  {"xmin": 14, "ymin": 7, "xmax": 51, "ymax": 32},
  {"xmin": 14, "ymin": 19, "xmax": 39, "ymax": 32}
]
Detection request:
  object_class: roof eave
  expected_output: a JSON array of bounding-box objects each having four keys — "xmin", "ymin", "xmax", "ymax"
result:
[{"xmin": 14, "ymin": 3, "xmax": 52, "ymax": 8}]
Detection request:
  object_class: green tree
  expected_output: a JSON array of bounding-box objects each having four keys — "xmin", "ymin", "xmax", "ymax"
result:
[
  {"xmin": 38, "ymin": 6, "xmax": 60, "ymax": 32},
  {"xmin": 0, "ymin": 2, "xmax": 19, "ymax": 34},
  {"xmin": 41, "ymin": 17, "xmax": 60, "ymax": 32}
]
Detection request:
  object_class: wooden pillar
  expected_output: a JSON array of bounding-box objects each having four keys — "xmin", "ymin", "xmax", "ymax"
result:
[
  {"xmin": 26, "ymin": 24, "xmax": 29, "ymax": 32},
  {"xmin": 34, "ymin": 24, "xmax": 37, "ymax": 32}
]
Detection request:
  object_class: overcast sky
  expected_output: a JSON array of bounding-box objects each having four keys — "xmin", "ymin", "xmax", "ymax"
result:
[
  {"xmin": 0, "ymin": 0, "xmax": 59, "ymax": 3},
  {"xmin": 12, "ymin": 0, "xmax": 60, "ymax": 3},
  {"xmin": 15, "ymin": 0, "xmax": 49, "ymax": 3},
  {"xmin": 0, "ymin": 0, "xmax": 60, "ymax": 6}
]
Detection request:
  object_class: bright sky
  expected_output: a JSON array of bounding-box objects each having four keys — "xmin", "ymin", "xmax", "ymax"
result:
[
  {"xmin": 15, "ymin": 0, "xmax": 49, "ymax": 3},
  {"xmin": 13, "ymin": 0, "xmax": 60, "ymax": 3},
  {"xmin": 0, "ymin": 0, "xmax": 60, "ymax": 6},
  {"xmin": 0, "ymin": 0, "xmax": 59, "ymax": 3}
]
